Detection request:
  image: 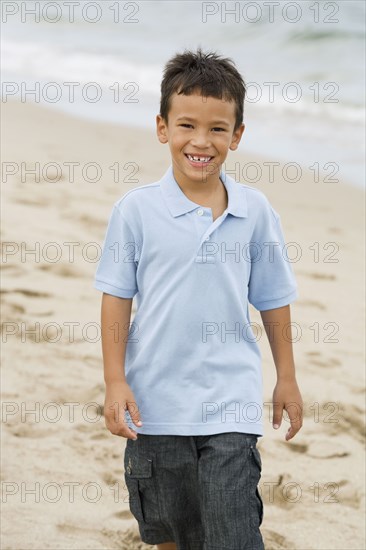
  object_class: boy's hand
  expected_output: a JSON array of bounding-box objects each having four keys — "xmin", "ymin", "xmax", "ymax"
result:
[
  {"xmin": 104, "ymin": 380, "xmax": 143, "ymax": 440},
  {"xmin": 272, "ymin": 378, "xmax": 303, "ymax": 441}
]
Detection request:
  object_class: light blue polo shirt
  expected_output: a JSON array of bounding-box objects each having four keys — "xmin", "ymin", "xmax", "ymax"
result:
[{"xmin": 94, "ymin": 165, "xmax": 298, "ymax": 436}]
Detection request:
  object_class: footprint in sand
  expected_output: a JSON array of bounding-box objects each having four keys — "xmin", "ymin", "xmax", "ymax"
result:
[
  {"xmin": 261, "ymin": 473, "xmax": 293, "ymax": 509},
  {"xmin": 79, "ymin": 213, "xmax": 108, "ymax": 229},
  {"xmin": 6, "ymin": 422, "xmax": 57, "ymax": 439},
  {"xmin": 335, "ymin": 480, "xmax": 361, "ymax": 509},
  {"xmin": 102, "ymin": 471, "xmax": 125, "ymax": 487},
  {"xmin": 1, "ymin": 300, "xmax": 25, "ymax": 320},
  {"xmin": 14, "ymin": 196, "xmax": 50, "ymax": 207},
  {"xmin": 279, "ymin": 441, "xmax": 308, "ymax": 454},
  {"xmin": 298, "ymin": 299, "xmax": 326, "ymax": 310},
  {"xmin": 114, "ymin": 510, "xmax": 134, "ymax": 523},
  {"xmin": 309, "ymin": 356, "xmax": 342, "ymax": 368},
  {"xmin": 38, "ymin": 263, "xmax": 84, "ymax": 278},
  {"xmin": 1, "ymin": 293, "xmax": 55, "ymax": 322},
  {"xmin": 329, "ymin": 405, "xmax": 366, "ymax": 443},
  {"xmin": 75, "ymin": 422, "xmax": 105, "ymax": 436},
  {"xmin": 57, "ymin": 522, "xmax": 103, "ymax": 537},
  {"xmin": 306, "ymin": 440, "xmax": 349, "ymax": 459},
  {"xmin": 2, "ymin": 288, "xmax": 51, "ymax": 298},
  {"xmin": 55, "ymin": 383, "xmax": 104, "ymax": 407},
  {"xmin": 306, "ymin": 272, "xmax": 337, "ymax": 280},
  {"xmin": 1, "ymin": 263, "xmax": 24, "ymax": 276},
  {"xmin": 297, "ymin": 270, "xmax": 337, "ymax": 281},
  {"xmin": 90, "ymin": 430, "xmax": 109, "ymax": 441},
  {"xmin": 101, "ymin": 527, "xmax": 155, "ymax": 550},
  {"xmin": 263, "ymin": 529, "xmax": 293, "ymax": 550},
  {"xmin": 82, "ymin": 355, "xmax": 101, "ymax": 370}
]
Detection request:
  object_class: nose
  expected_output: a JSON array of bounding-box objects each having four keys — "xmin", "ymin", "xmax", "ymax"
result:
[{"xmin": 190, "ymin": 129, "xmax": 211, "ymax": 149}]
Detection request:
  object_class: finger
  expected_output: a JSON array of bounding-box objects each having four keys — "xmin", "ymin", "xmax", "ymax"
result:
[
  {"xmin": 285, "ymin": 412, "xmax": 303, "ymax": 441},
  {"xmin": 122, "ymin": 425, "xmax": 140, "ymax": 440},
  {"xmin": 108, "ymin": 417, "xmax": 139, "ymax": 440},
  {"xmin": 272, "ymin": 400, "xmax": 283, "ymax": 429},
  {"xmin": 105, "ymin": 402, "xmax": 140, "ymax": 439},
  {"xmin": 285, "ymin": 422, "xmax": 301, "ymax": 441},
  {"xmin": 286, "ymin": 401, "xmax": 303, "ymax": 425},
  {"xmin": 286, "ymin": 403, "xmax": 303, "ymax": 439},
  {"xmin": 126, "ymin": 400, "xmax": 143, "ymax": 427}
]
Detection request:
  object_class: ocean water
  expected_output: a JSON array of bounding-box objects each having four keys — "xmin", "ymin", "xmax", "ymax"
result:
[{"xmin": 2, "ymin": 0, "xmax": 365, "ymax": 187}]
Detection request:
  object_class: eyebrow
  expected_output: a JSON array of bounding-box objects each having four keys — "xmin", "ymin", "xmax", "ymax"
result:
[{"xmin": 176, "ymin": 116, "xmax": 230, "ymax": 126}]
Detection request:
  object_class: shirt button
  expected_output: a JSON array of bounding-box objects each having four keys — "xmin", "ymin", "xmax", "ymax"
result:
[
  {"xmin": 197, "ymin": 208, "xmax": 204, "ymax": 216},
  {"xmin": 205, "ymin": 236, "xmax": 210, "ymax": 241},
  {"xmin": 126, "ymin": 466, "xmax": 132, "ymax": 474}
]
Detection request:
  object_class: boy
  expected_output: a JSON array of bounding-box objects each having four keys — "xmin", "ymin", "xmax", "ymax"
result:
[{"xmin": 94, "ymin": 48, "xmax": 303, "ymax": 550}]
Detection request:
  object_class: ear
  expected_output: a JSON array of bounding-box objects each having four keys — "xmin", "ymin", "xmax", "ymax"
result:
[
  {"xmin": 229, "ymin": 123, "xmax": 245, "ymax": 151},
  {"xmin": 156, "ymin": 114, "xmax": 169, "ymax": 144}
]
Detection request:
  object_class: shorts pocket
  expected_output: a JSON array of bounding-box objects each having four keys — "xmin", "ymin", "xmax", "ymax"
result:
[
  {"xmin": 124, "ymin": 476, "xmax": 144, "ymax": 522},
  {"xmin": 250, "ymin": 445, "xmax": 264, "ymax": 527},
  {"xmin": 251, "ymin": 445, "xmax": 262, "ymax": 472},
  {"xmin": 124, "ymin": 443, "xmax": 159, "ymax": 524},
  {"xmin": 255, "ymin": 486, "xmax": 264, "ymax": 526}
]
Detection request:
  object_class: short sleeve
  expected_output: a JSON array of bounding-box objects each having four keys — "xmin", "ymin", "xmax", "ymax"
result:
[
  {"xmin": 248, "ymin": 204, "xmax": 298, "ymax": 311},
  {"xmin": 94, "ymin": 204, "xmax": 139, "ymax": 298}
]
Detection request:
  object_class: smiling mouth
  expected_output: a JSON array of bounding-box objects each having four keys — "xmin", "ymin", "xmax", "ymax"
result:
[{"xmin": 185, "ymin": 154, "xmax": 213, "ymax": 163}]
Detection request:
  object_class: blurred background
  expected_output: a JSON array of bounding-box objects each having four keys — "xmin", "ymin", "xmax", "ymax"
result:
[{"xmin": 2, "ymin": 0, "xmax": 365, "ymax": 186}]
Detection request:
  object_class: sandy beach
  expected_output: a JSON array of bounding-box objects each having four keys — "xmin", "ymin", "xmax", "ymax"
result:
[{"xmin": 1, "ymin": 100, "xmax": 365, "ymax": 549}]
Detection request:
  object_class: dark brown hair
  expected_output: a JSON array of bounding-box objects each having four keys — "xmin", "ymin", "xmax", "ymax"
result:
[{"xmin": 159, "ymin": 47, "xmax": 246, "ymax": 131}]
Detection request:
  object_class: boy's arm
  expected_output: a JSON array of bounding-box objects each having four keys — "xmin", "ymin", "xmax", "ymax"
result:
[
  {"xmin": 101, "ymin": 293, "xmax": 142, "ymax": 439},
  {"xmin": 260, "ymin": 304, "xmax": 303, "ymax": 441}
]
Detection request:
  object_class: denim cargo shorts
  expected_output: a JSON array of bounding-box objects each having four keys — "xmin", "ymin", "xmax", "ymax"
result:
[{"xmin": 123, "ymin": 432, "xmax": 264, "ymax": 550}]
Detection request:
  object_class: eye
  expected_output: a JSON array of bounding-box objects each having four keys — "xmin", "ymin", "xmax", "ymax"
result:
[
  {"xmin": 179, "ymin": 123, "xmax": 193, "ymax": 128},
  {"xmin": 212, "ymin": 127, "xmax": 225, "ymax": 132}
]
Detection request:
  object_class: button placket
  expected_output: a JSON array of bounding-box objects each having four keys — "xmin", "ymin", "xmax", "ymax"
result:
[
  {"xmin": 194, "ymin": 208, "xmax": 229, "ymax": 264},
  {"xmin": 194, "ymin": 207, "xmax": 214, "ymax": 263},
  {"xmin": 197, "ymin": 210, "xmax": 228, "ymax": 252}
]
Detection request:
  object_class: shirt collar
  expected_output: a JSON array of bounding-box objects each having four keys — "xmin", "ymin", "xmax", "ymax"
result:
[{"xmin": 160, "ymin": 165, "xmax": 248, "ymax": 218}]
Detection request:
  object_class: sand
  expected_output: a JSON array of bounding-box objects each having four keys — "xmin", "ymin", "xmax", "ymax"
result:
[{"xmin": 1, "ymin": 100, "xmax": 365, "ymax": 549}]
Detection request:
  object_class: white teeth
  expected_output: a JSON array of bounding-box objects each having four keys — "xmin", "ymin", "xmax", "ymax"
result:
[{"xmin": 187, "ymin": 154, "xmax": 211, "ymax": 162}]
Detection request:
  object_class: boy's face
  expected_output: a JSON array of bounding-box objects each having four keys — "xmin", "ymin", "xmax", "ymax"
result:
[{"xmin": 156, "ymin": 91, "xmax": 245, "ymax": 187}]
